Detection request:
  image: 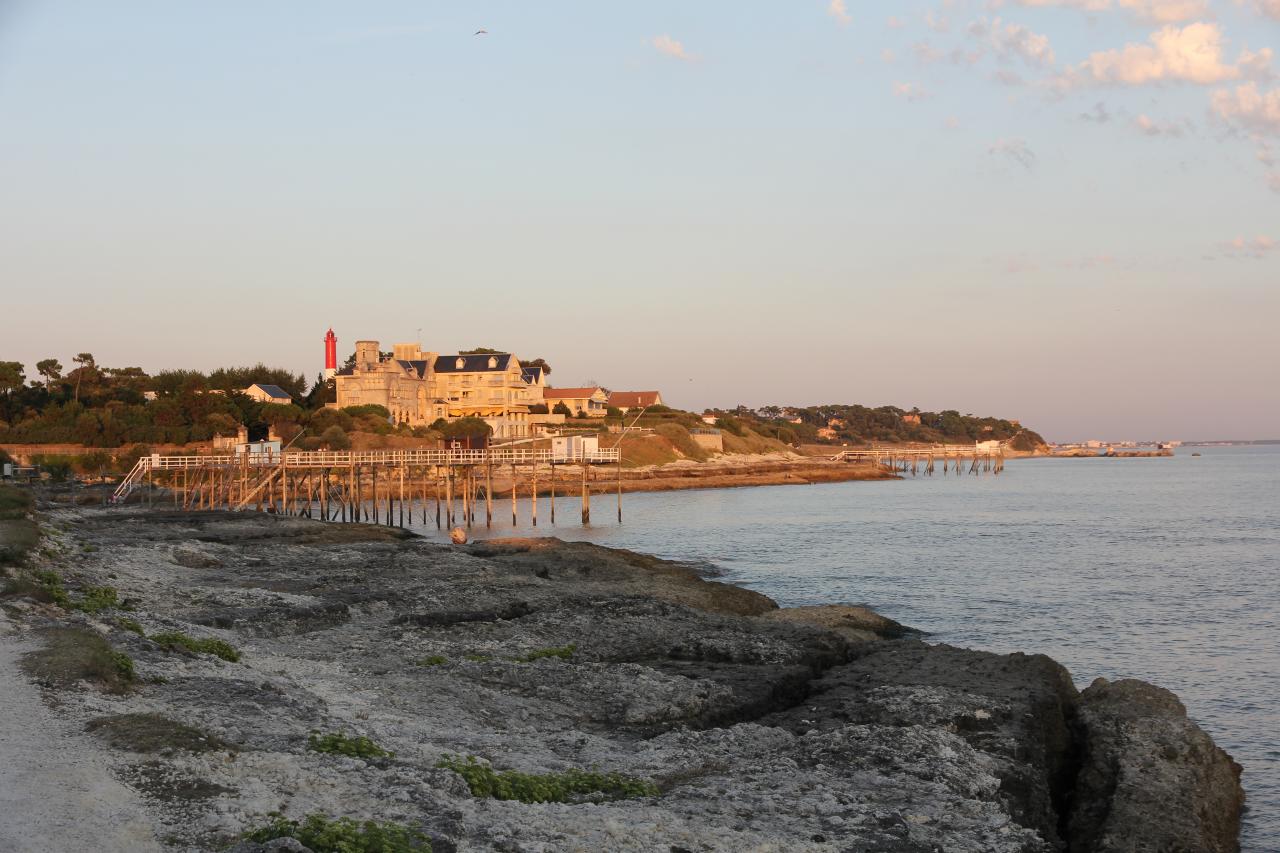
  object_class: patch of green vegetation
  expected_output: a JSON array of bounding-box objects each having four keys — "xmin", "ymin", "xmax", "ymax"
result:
[
  {"xmin": 515, "ymin": 643, "xmax": 576, "ymax": 663},
  {"xmin": 87, "ymin": 712, "xmax": 230, "ymax": 753},
  {"xmin": 81, "ymin": 543, "xmax": 99, "ymax": 553},
  {"xmin": 308, "ymin": 732, "xmax": 394, "ymax": 759},
  {"xmin": 436, "ymin": 754, "xmax": 659, "ymax": 803},
  {"xmin": 0, "ymin": 484, "xmax": 33, "ymax": 520},
  {"xmin": 244, "ymin": 813, "xmax": 431, "ymax": 853},
  {"xmin": 117, "ymin": 617, "xmax": 145, "ymax": 635},
  {"xmin": 149, "ymin": 631, "xmax": 240, "ymax": 662},
  {"xmin": 415, "ymin": 655, "xmax": 447, "ymax": 667},
  {"xmin": 76, "ymin": 585, "xmax": 119, "ymax": 613},
  {"xmin": 1, "ymin": 569, "xmax": 73, "ymax": 607},
  {"xmin": 21, "ymin": 627, "xmax": 135, "ymax": 693}
]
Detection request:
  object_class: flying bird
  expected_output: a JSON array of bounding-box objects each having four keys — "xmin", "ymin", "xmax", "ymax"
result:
[{"xmin": 474, "ymin": 29, "xmax": 487, "ymax": 35}]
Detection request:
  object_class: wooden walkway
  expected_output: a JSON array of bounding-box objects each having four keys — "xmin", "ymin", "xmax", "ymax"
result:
[
  {"xmin": 112, "ymin": 447, "xmax": 624, "ymax": 529},
  {"xmin": 831, "ymin": 444, "xmax": 1006, "ymax": 476}
]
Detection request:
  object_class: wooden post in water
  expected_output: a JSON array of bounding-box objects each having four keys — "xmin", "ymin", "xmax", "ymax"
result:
[
  {"xmin": 485, "ymin": 459, "xmax": 493, "ymax": 528},
  {"xmin": 617, "ymin": 451, "xmax": 622, "ymax": 523},
  {"xmin": 549, "ymin": 461, "xmax": 556, "ymax": 524},
  {"xmin": 511, "ymin": 462, "xmax": 517, "ymax": 527},
  {"xmin": 531, "ymin": 460, "xmax": 538, "ymax": 527},
  {"xmin": 581, "ymin": 462, "xmax": 590, "ymax": 525}
]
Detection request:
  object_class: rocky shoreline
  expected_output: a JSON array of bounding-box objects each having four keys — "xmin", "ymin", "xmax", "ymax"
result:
[{"xmin": 0, "ymin": 493, "xmax": 1244, "ymax": 852}]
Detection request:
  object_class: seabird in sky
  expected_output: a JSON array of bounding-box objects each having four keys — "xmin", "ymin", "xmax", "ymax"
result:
[{"xmin": 474, "ymin": 29, "xmax": 487, "ymax": 35}]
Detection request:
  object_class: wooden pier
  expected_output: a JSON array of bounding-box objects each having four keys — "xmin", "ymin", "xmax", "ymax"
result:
[
  {"xmin": 830, "ymin": 444, "xmax": 1005, "ymax": 476},
  {"xmin": 111, "ymin": 447, "xmax": 624, "ymax": 530}
]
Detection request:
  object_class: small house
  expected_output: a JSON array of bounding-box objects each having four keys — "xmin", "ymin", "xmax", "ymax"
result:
[{"xmin": 243, "ymin": 384, "xmax": 294, "ymax": 405}]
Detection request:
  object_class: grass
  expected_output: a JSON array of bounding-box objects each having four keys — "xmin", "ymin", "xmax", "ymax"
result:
[
  {"xmin": 87, "ymin": 712, "xmax": 231, "ymax": 753},
  {"xmin": 308, "ymin": 731, "xmax": 394, "ymax": 759},
  {"xmin": 654, "ymin": 423, "xmax": 710, "ymax": 462},
  {"xmin": 149, "ymin": 631, "xmax": 241, "ymax": 662},
  {"xmin": 0, "ymin": 571, "xmax": 126, "ymax": 615},
  {"xmin": 244, "ymin": 813, "xmax": 431, "ymax": 853},
  {"xmin": 436, "ymin": 754, "xmax": 659, "ymax": 803},
  {"xmin": 515, "ymin": 643, "xmax": 576, "ymax": 663},
  {"xmin": 414, "ymin": 655, "xmax": 448, "ymax": 667},
  {"xmin": 21, "ymin": 627, "xmax": 135, "ymax": 693},
  {"xmin": 0, "ymin": 484, "xmax": 32, "ymax": 520},
  {"xmin": 116, "ymin": 617, "xmax": 145, "ymax": 635}
]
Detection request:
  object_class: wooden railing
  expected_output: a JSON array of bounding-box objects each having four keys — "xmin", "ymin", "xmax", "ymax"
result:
[{"xmin": 112, "ymin": 446, "xmax": 620, "ymax": 502}]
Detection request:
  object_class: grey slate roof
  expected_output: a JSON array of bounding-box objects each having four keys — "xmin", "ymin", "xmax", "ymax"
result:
[
  {"xmin": 433, "ymin": 353, "xmax": 512, "ymax": 373},
  {"xmin": 253, "ymin": 384, "xmax": 292, "ymax": 400}
]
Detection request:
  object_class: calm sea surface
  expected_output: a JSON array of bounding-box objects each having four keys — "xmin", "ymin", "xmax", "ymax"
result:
[{"xmin": 407, "ymin": 445, "xmax": 1280, "ymax": 849}]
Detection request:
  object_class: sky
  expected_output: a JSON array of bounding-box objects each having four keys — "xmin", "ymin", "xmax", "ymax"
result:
[{"xmin": 0, "ymin": 1, "xmax": 1277, "ymax": 442}]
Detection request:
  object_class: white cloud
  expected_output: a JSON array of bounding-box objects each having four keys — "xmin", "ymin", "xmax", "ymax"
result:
[
  {"xmin": 1211, "ymin": 83, "xmax": 1280, "ymax": 136},
  {"xmin": 1060, "ymin": 23, "xmax": 1272, "ymax": 88},
  {"xmin": 993, "ymin": 20, "xmax": 1056, "ymax": 67},
  {"xmin": 1260, "ymin": 1, "xmax": 1280, "ymax": 22},
  {"xmin": 1011, "ymin": 0, "xmax": 1208, "ymax": 22},
  {"xmin": 926, "ymin": 10, "xmax": 952, "ymax": 32},
  {"xmin": 651, "ymin": 34, "xmax": 691, "ymax": 61},
  {"xmin": 989, "ymin": 137, "xmax": 1037, "ymax": 168},
  {"xmin": 828, "ymin": 0, "xmax": 852, "ymax": 27},
  {"xmin": 893, "ymin": 81, "xmax": 932, "ymax": 101}
]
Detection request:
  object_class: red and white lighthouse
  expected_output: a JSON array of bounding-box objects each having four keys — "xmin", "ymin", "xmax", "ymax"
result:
[{"xmin": 323, "ymin": 329, "xmax": 338, "ymax": 379}]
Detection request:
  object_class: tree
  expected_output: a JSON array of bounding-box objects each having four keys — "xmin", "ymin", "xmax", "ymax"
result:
[
  {"xmin": 522, "ymin": 357, "xmax": 552, "ymax": 375},
  {"xmin": 320, "ymin": 425, "xmax": 350, "ymax": 449},
  {"xmin": 552, "ymin": 401, "xmax": 572, "ymax": 417},
  {"xmin": 72, "ymin": 353, "xmax": 95, "ymax": 402},
  {"xmin": 36, "ymin": 359, "xmax": 63, "ymax": 390},
  {"xmin": 439, "ymin": 416, "xmax": 492, "ymax": 439},
  {"xmin": 0, "ymin": 362, "xmax": 24, "ymax": 397},
  {"xmin": 459, "ymin": 347, "xmax": 501, "ymax": 354}
]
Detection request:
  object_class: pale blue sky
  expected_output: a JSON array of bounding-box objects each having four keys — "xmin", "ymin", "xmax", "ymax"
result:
[{"xmin": 1, "ymin": 1, "xmax": 1277, "ymax": 441}]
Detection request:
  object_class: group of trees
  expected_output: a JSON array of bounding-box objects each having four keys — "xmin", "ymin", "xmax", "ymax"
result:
[
  {"xmin": 714, "ymin": 404, "xmax": 1043, "ymax": 447},
  {"xmin": 0, "ymin": 354, "xmax": 323, "ymax": 447}
]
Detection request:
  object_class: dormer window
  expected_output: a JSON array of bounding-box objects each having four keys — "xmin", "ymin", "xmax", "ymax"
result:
[
  {"xmin": 488, "ymin": 356, "xmax": 498, "ymax": 369},
  {"xmin": 455, "ymin": 357, "xmax": 465, "ymax": 370}
]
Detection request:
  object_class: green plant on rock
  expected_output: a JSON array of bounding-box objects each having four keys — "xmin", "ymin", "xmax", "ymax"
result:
[
  {"xmin": 76, "ymin": 586, "xmax": 119, "ymax": 613},
  {"xmin": 415, "ymin": 655, "xmax": 447, "ymax": 667},
  {"xmin": 31, "ymin": 569, "xmax": 71, "ymax": 607},
  {"xmin": 308, "ymin": 731, "xmax": 394, "ymax": 759},
  {"xmin": 244, "ymin": 813, "xmax": 431, "ymax": 853},
  {"xmin": 148, "ymin": 631, "xmax": 240, "ymax": 662},
  {"xmin": 515, "ymin": 643, "xmax": 576, "ymax": 663},
  {"xmin": 116, "ymin": 617, "xmax": 145, "ymax": 635},
  {"xmin": 435, "ymin": 754, "xmax": 659, "ymax": 803}
]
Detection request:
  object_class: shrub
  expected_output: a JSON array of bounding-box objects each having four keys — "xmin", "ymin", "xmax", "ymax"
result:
[
  {"xmin": 308, "ymin": 732, "xmax": 393, "ymax": 759},
  {"xmin": 415, "ymin": 655, "xmax": 447, "ymax": 667},
  {"xmin": 515, "ymin": 644, "xmax": 576, "ymax": 663},
  {"xmin": 244, "ymin": 813, "xmax": 430, "ymax": 853},
  {"xmin": 436, "ymin": 755, "xmax": 659, "ymax": 803},
  {"xmin": 149, "ymin": 631, "xmax": 241, "ymax": 662}
]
